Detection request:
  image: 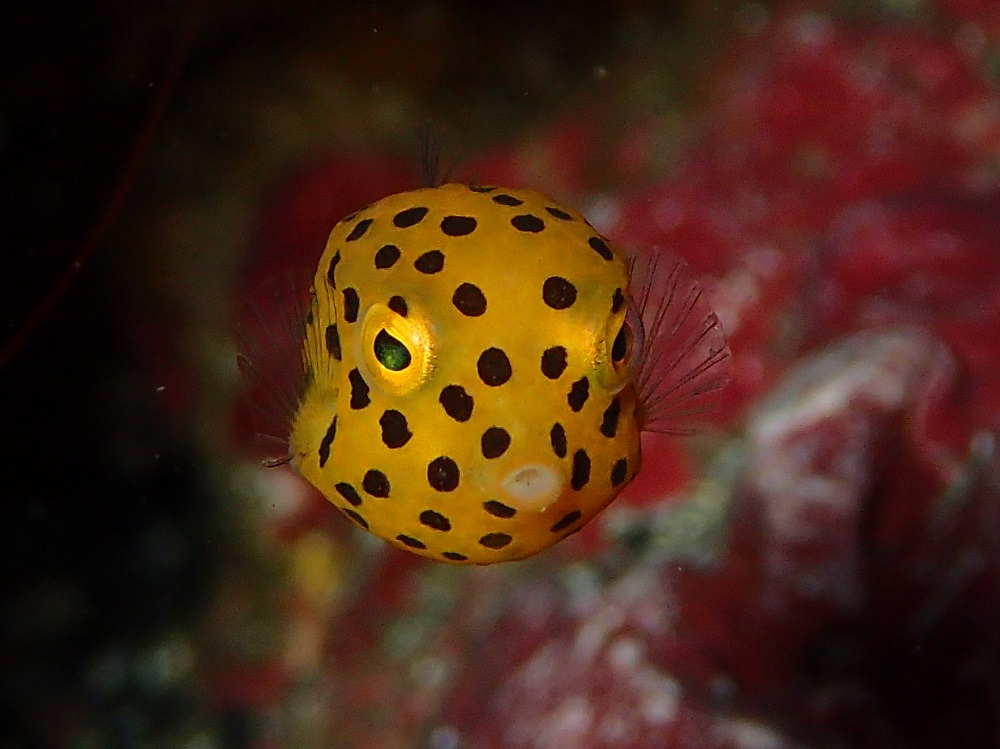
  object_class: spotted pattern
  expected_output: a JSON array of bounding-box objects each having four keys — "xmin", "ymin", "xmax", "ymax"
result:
[
  {"xmin": 393, "ymin": 206, "xmax": 428, "ymax": 228},
  {"xmin": 511, "ymin": 214, "xmax": 545, "ymax": 233},
  {"xmin": 325, "ymin": 324, "xmax": 341, "ymax": 360},
  {"xmin": 419, "ymin": 510, "xmax": 452, "ymax": 531},
  {"xmin": 414, "ymin": 250, "xmax": 444, "ymax": 274},
  {"xmin": 588, "ymin": 236, "xmax": 614, "ymax": 261},
  {"xmin": 550, "ymin": 423, "xmax": 567, "ymax": 458},
  {"xmin": 477, "ymin": 348, "xmax": 512, "ymax": 386},
  {"xmin": 480, "ymin": 427, "xmax": 511, "ymax": 459},
  {"xmin": 479, "ymin": 532, "xmax": 513, "ymax": 549},
  {"xmin": 343, "ymin": 288, "xmax": 360, "ymax": 323},
  {"xmin": 375, "ymin": 244, "xmax": 401, "ymax": 269},
  {"xmin": 346, "ymin": 218, "xmax": 373, "ymax": 242},
  {"xmin": 428, "ymin": 457, "xmax": 460, "ymax": 491},
  {"xmin": 541, "ymin": 346, "xmax": 567, "ymax": 379},
  {"xmin": 440, "ymin": 385, "xmax": 474, "ymax": 422},
  {"xmin": 342, "ymin": 508, "xmax": 369, "ymax": 529},
  {"xmin": 302, "ymin": 184, "xmax": 643, "ymax": 565},
  {"xmin": 600, "ymin": 398, "xmax": 621, "ymax": 438},
  {"xmin": 335, "ymin": 482, "xmax": 362, "ymax": 507},
  {"xmin": 379, "ymin": 410, "xmax": 412, "ymax": 448},
  {"xmin": 483, "ymin": 500, "xmax": 517, "ymax": 518},
  {"xmin": 571, "ymin": 449, "xmax": 591, "ymax": 490},
  {"xmin": 388, "ymin": 295, "xmax": 408, "ymax": 317},
  {"xmin": 318, "ymin": 415, "xmax": 337, "ymax": 468},
  {"xmin": 611, "ymin": 458, "xmax": 628, "ymax": 487},
  {"xmin": 452, "ymin": 283, "xmax": 487, "ymax": 316},
  {"xmin": 551, "ymin": 510, "xmax": 582, "ymax": 533},
  {"xmin": 349, "ymin": 368, "xmax": 370, "ymax": 409},
  {"xmin": 363, "ymin": 469, "xmax": 390, "ymax": 498},
  {"xmin": 567, "ymin": 377, "xmax": 589, "ymax": 412},
  {"xmin": 441, "ymin": 215, "xmax": 477, "ymax": 236},
  {"xmin": 543, "ymin": 277, "xmax": 577, "ymax": 309}
]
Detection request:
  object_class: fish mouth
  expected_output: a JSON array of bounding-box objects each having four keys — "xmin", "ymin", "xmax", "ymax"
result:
[{"xmin": 499, "ymin": 463, "xmax": 563, "ymax": 511}]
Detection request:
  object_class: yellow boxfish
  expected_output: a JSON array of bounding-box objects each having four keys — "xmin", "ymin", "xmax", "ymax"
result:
[{"xmin": 239, "ymin": 183, "xmax": 730, "ymax": 564}]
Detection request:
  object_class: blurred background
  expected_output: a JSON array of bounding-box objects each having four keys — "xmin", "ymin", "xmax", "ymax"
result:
[{"xmin": 2, "ymin": 1, "xmax": 999, "ymax": 747}]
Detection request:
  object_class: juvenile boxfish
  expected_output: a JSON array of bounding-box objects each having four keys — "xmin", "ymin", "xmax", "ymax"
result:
[{"xmin": 239, "ymin": 183, "xmax": 731, "ymax": 564}]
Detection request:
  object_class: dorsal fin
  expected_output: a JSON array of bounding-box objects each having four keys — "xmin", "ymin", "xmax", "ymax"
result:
[{"xmin": 628, "ymin": 247, "xmax": 732, "ymax": 435}]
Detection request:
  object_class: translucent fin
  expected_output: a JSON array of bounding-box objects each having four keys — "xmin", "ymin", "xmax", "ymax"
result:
[
  {"xmin": 235, "ymin": 269, "xmax": 316, "ymax": 466},
  {"xmin": 418, "ymin": 121, "xmax": 454, "ymax": 188},
  {"xmin": 628, "ymin": 247, "xmax": 732, "ymax": 435}
]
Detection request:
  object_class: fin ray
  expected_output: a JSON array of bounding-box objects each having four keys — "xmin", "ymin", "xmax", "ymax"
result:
[
  {"xmin": 628, "ymin": 247, "xmax": 732, "ymax": 435},
  {"xmin": 235, "ymin": 269, "xmax": 315, "ymax": 463}
]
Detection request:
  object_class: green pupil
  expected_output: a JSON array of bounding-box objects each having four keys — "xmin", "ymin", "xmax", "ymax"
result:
[
  {"xmin": 374, "ymin": 329, "xmax": 411, "ymax": 371},
  {"xmin": 612, "ymin": 325, "xmax": 628, "ymax": 363}
]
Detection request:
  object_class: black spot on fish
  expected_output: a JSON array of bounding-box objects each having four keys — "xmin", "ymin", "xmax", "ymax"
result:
[
  {"xmin": 611, "ymin": 288, "xmax": 625, "ymax": 313},
  {"xmin": 545, "ymin": 206, "xmax": 573, "ymax": 220},
  {"xmin": 511, "ymin": 214, "xmax": 544, "ymax": 233},
  {"xmin": 571, "ymin": 450, "xmax": 591, "ymax": 490},
  {"xmin": 428, "ymin": 456, "xmax": 460, "ymax": 491},
  {"xmin": 346, "ymin": 218, "xmax": 373, "ymax": 241},
  {"xmin": 327, "ymin": 250, "xmax": 341, "ymax": 288},
  {"xmin": 414, "ymin": 250, "xmax": 445, "ymax": 274},
  {"xmin": 375, "ymin": 244, "xmax": 401, "ymax": 269},
  {"xmin": 481, "ymin": 427, "xmax": 511, "ymax": 459},
  {"xmin": 325, "ymin": 324, "xmax": 341, "ymax": 360},
  {"xmin": 483, "ymin": 500, "xmax": 516, "ymax": 518},
  {"xmin": 479, "ymin": 532, "xmax": 512, "ymax": 549},
  {"xmin": 318, "ymin": 415, "xmax": 337, "ymax": 468},
  {"xmin": 419, "ymin": 510, "xmax": 452, "ymax": 531},
  {"xmin": 441, "ymin": 215, "xmax": 477, "ymax": 236},
  {"xmin": 349, "ymin": 368, "xmax": 370, "ymax": 409},
  {"xmin": 452, "ymin": 283, "xmax": 487, "ymax": 316},
  {"xmin": 611, "ymin": 458, "xmax": 628, "ymax": 487},
  {"xmin": 568, "ymin": 377, "xmax": 589, "ymax": 412},
  {"xmin": 550, "ymin": 423, "xmax": 567, "ymax": 458},
  {"xmin": 343, "ymin": 288, "xmax": 360, "ymax": 323},
  {"xmin": 477, "ymin": 347, "xmax": 512, "ymax": 386},
  {"xmin": 335, "ymin": 482, "xmax": 362, "ymax": 507},
  {"xmin": 440, "ymin": 385, "xmax": 474, "ymax": 422},
  {"xmin": 589, "ymin": 236, "xmax": 614, "ymax": 261},
  {"xmin": 550, "ymin": 510, "xmax": 582, "ymax": 532},
  {"xmin": 379, "ymin": 410, "xmax": 412, "ymax": 448},
  {"xmin": 363, "ymin": 469, "xmax": 390, "ymax": 497},
  {"xmin": 388, "ymin": 295, "xmax": 408, "ymax": 317},
  {"xmin": 492, "ymin": 194, "xmax": 523, "ymax": 207},
  {"xmin": 601, "ymin": 398, "xmax": 621, "ymax": 438},
  {"xmin": 443, "ymin": 551, "xmax": 468, "ymax": 561},
  {"xmin": 543, "ymin": 277, "xmax": 577, "ymax": 309},
  {"xmin": 541, "ymin": 346, "xmax": 567, "ymax": 379},
  {"xmin": 397, "ymin": 534, "xmax": 426, "ymax": 549},
  {"xmin": 342, "ymin": 507, "xmax": 369, "ymax": 529},
  {"xmin": 393, "ymin": 206, "xmax": 428, "ymax": 228}
]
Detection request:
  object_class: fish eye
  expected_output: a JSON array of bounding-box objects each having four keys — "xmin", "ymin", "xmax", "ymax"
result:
[
  {"xmin": 597, "ymin": 290, "xmax": 644, "ymax": 394},
  {"xmin": 359, "ymin": 301, "xmax": 435, "ymax": 395},
  {"xmin": 374, "ymin": 329, "xmax": 411, "ymax": 371}
]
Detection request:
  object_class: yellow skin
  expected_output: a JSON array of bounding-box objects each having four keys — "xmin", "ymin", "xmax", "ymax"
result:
[{"xmin": 290, "ymin": 184, "xmax": 641, "ymax": 564}]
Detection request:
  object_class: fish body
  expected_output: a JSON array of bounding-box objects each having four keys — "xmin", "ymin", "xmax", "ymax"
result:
[{"xmin": 242, "ymin": 183, "xmax": 730, "ymax": 564}]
